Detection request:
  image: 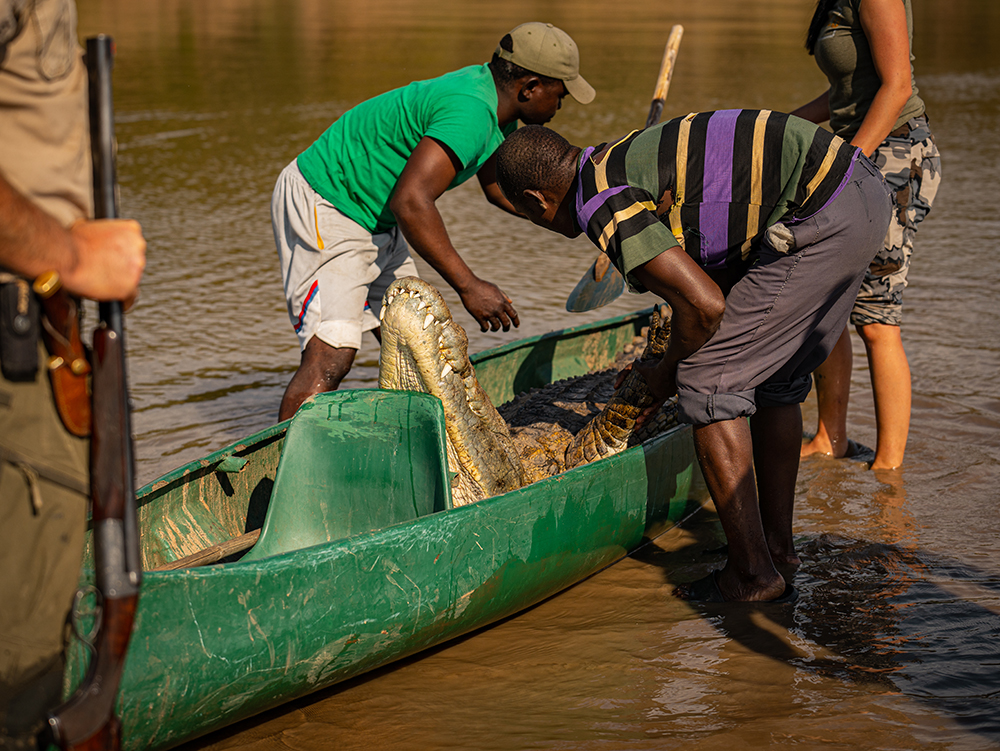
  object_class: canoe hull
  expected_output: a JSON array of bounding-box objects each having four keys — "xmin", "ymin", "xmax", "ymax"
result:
[
  {"xmin": 64, "ymin": 307, "xmax": 704, "ymax": 750},
  {"xmin": 123, "ymin": 429, "xmax": 696, "ymax": 748}
]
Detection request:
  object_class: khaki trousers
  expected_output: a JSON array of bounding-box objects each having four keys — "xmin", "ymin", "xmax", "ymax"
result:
[{"xmin": 0, "ymin": 344, "xmax": 88, "ymax": 745}]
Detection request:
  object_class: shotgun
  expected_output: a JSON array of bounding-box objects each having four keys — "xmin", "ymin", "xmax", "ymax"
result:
[{"xmin": 45, "ymin": 35, "xmax": 142, "ymax": 751}]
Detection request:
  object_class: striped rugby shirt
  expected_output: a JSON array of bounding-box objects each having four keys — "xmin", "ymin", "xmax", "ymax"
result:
[{"xmin": 574, "ymin": 109, "xmax": 861, "ymax": 292}]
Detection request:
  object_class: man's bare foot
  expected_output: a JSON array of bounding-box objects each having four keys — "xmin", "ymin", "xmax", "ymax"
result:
[
  {"xmin": 673, "ymin": 568, "xmax": 792, "ymax": 603},
  {"xmin": 770, "ymin": 552, "xmax": 802, "ymax": 583},
  {"xmin": 801, "ymin": 434, "xmax": 865, "ymax": 460},
  {"xmin": 801, "ymin": 433, "xmax": 847, "ymax": 458},
  {"xmin": 701, "ymin": 543, "xmax": 802, "ymax": 579},
  {"xmin": 801, "ymin": 434, "xmax": 831, "ymax": 457}
]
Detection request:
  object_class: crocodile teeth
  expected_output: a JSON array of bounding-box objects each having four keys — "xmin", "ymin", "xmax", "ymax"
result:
[
  {"xmin": 441, "ymin": 363, "xmax": 452, "ymax": 377},
  {"xmin": 379, "ymin": 305, "xmax": 386, "ymax": 321},
  {"xmin": 423, "ymin": 313, "xmax": 435, "ymax": 330}
]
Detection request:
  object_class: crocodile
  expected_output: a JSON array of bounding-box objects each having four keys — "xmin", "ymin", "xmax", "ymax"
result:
[{"xmin": 378, "ymin": 277, "xmax": 677, "ymax": 506}]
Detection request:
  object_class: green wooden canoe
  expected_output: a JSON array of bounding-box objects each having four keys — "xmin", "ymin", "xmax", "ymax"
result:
[{"xmin": 63, "ymin": 306, "xmax": 705, "ymax": 750}]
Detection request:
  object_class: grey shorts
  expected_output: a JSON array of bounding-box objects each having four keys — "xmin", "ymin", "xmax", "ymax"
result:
[
  {"xmin": 676, "ymin": 156, "xmax": 893, "ymax": 425},
  {"xmin": 852, "ymin": 116, "xmax": 942, "ymax": 327},
  {"xmin": 271, "ymin": 160, "xmax": 419, "ymax": 351}
]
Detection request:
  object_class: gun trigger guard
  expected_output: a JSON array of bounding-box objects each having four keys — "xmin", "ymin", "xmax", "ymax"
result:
[{"xmin": 69, "ymin": 584, "xmax": 103, "ymax": 652}]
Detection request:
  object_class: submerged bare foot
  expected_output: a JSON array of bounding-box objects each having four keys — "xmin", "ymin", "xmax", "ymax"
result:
[
  {"xmin": 802, "ymin": 433, "xmax": 846, "ymax": 458},
  {"xmin": 770, "ymin": 552, "xmax": 802, "ymax": 583},
  {"xmin": 673, "ymin": 567, "xmax": 792, "ymax": 603},
  {"xmin": 801, "ymin": 434, "xmax": 865, "ymax": 460},
  {"xmin": 701, "ymin": 543, "xmax": 802, "ymax": 580},
  {"xmin": 869, "ymin": 456, "xmax": 903, "ymax": 471},
  {"xmin": 801, "ymin": 435, "xmax": 831, "ymax": 457}
]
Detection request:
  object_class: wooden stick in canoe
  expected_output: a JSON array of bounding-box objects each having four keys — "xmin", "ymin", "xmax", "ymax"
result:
[{"xmin": 151, "ymin": 529, "xmax": 261, "ymax": 571}]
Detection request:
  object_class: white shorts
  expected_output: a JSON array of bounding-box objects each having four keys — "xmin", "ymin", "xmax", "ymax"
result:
[{"xmin": 271, "ymin": 160, "xmax": 419, "ymax": 351}]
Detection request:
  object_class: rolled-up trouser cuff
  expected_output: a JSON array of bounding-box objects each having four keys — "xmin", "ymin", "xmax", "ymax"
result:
[
  {"xmin": 756, "ymin": 373, "xmax": 814, "ymax": 408},
  {"xmin": 677, "ymin": 373, "xmax": 814, "ymax": 424},
  {"xmin": 677, "ymin": 389, "xmax": 757, "ymax": 425},
  {"xmin": 850, "ymin": 298, "xmax": 902, "ymax": 327}
]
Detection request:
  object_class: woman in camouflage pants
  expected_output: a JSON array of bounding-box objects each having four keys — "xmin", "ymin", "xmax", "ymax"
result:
[{"xmin": 793, "ymin": 0, "xmax": 941, "ymax": 469}]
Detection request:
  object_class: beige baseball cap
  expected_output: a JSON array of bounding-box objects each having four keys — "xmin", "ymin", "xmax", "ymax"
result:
[{"xmin": 495, "ymin": 22, "xmax": 595, "ymax": 104}]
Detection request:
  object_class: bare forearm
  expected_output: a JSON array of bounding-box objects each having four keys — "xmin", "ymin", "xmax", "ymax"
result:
[
  {"xmin": 392, "ymin": 196, "xmax": 478, "ymax": 293},
  {"xmin": 390, "ymin": 137, "xmax": 518, "ymax": 332},
  {"xmin": 632, "ymin": 249, "xmax": 725, "ymax": 397},
  {"xmin": 652, "ymin": 300, "xmax": 721, "ymax": 387},
  {"xmin": 850, "ymin": 81, "xmax": 912, "ymax": 156},
  {"xmin": 630, "ymin": 301, "xmax": 719, "ymax": 403},
  {"xmin": 664, "ymin": 306, "xmax": 718, "ymax": 365},
  {"xmin": 790, "ymin": 90, "xmax": 831, "ymax": 125},
  {"xmin": 0, "ymin": 171, "xmax": 145, "ymax": 301},
  {"xmin": 0, "ymin": 171, "xmax": 77, "ymax": 280},
  {"xmin": 853, "ymin": 0, "xmax": 914, "ymax": 156}
]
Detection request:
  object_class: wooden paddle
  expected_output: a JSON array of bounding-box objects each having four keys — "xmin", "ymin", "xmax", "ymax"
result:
[{"xmin": 565, "ymin": 24, "xmax": 684, "ymax": 313}]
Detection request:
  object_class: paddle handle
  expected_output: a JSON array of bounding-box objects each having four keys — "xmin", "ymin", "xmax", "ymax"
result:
[
  {"xmin": 645, "ymin": 25, "xmax": 684, "ymax": 129},
  {"xmin": 566, "ymin": 25, "xmax": 685, "ymax": 313}
]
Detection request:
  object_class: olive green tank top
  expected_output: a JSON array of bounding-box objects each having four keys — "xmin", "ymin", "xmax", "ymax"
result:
[{"xmin": 813, "ymin": 0, "xmax": 925, "ymax": 139}]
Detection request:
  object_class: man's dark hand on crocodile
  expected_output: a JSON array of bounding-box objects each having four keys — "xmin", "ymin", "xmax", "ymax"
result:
[{"xmin": 493, "ymin": 115, "xmax": 892, "ymax": 603}]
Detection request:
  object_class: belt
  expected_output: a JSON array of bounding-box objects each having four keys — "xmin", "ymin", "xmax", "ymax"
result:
[
  {"xmin": 888, "ymin": 122, "xmax": 913, "ymax": 138},
  {"xmin": 888, "ymin": 113, "xmax": 929, "ymax": 139}
]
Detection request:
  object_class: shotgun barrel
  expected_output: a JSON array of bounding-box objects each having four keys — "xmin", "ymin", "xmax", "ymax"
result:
[{"xmin": 46, "ymin": 34, "xmax": 142, "ymax": 751}]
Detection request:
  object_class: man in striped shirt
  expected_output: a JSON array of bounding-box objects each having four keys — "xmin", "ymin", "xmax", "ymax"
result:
[{"xmin": 495, "ymin": 111, "xmax": 892, "ymax": 603}]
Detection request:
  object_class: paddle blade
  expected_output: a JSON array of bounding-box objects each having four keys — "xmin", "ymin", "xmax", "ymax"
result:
[{"xmin": 565, "ymin": 256, "xmax": 626, "ymax": 312}]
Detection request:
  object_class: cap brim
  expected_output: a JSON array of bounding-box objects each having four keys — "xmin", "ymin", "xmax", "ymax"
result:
[{"xmin": 565, "ymin": 75, "xmax": 595, "ymax": 105}]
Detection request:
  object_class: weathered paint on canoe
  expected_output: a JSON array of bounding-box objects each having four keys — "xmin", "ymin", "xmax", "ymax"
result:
[
  {"xmin": 471, "ymin": 306, "xmax": 648, "ymax": 406},
  {"xmin": 63, "ymin": 306, "xmax": 704, "ymax": 750}
]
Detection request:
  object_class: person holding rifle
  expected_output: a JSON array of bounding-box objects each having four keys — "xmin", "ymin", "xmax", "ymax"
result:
[
  {"xmin": 0, "ymin": 1, "xmax": 146, "ymax": 746},
  {"xmin": 272, "ymin": 22, "xmax": 594, "ymax": 421}
]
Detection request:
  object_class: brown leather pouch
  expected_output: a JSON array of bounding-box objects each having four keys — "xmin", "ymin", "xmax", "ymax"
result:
[{"xmin": 33, "ymin": 272, "xmax": 92, "ymax": 438}]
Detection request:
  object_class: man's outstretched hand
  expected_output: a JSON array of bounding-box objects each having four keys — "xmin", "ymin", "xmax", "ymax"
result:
[{"xmin": 459, "ymin": 278, "xmax": 520, "ymax": 332}]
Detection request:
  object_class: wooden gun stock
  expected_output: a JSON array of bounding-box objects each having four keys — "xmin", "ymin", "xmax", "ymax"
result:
[
  {"xmin": 45, "ymin": 596, "xmax": 138, "ymax": 750},
  {"xmin": 46, "ymin": 35, "xmax": 142, "ymax": 751}
]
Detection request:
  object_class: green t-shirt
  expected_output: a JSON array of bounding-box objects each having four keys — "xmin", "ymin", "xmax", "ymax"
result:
[
  {"xmin": 813, "ymin": 0, "xmax": 925, "ymax": 139},
  {"xmin": 297, "ymin": 64, "xmax": 516, "ymax": 234}
]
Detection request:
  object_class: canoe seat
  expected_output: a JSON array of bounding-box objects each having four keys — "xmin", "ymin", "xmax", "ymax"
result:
[{"xmin": 243, "ymin": 390, "xmax": 452, "ymax": 561}]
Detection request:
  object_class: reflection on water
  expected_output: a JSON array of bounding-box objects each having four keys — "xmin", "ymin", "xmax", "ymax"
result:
[{"xmin": 74, "ymin": 0, "xmax": 1000, "ymax": 748}]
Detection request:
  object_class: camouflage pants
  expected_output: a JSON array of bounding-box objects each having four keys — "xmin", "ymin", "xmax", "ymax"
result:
[{"xmin": 851, "ymin": 116, "xmax": 942, "ymax": 327}]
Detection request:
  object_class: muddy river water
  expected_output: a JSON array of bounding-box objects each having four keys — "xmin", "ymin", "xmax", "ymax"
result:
[{"xmin": 75, "ymin": 0, "xmax": 1000, "ymax": 748}]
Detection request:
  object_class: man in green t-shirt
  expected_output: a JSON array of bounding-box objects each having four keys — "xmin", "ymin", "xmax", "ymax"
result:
[{"xmin": 273, "ymin": 22, "xmax": 594, "ymax": 420}]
